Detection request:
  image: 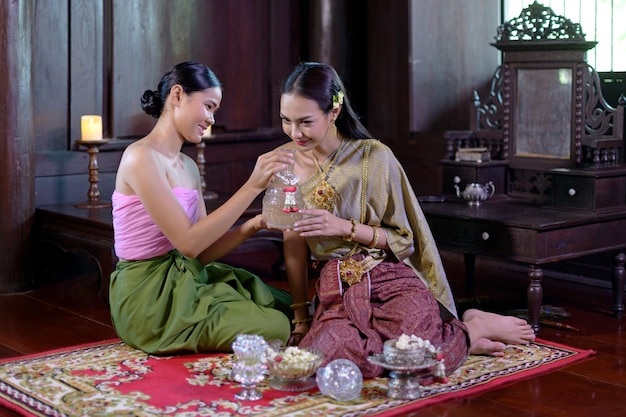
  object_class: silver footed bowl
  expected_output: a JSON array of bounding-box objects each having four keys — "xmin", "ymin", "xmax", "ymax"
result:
[{"xmin": 383, "ymin": 339, "xmax": 427, "ymax": 366}]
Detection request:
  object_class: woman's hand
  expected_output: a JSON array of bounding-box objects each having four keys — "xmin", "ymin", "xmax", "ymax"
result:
[
  {"xmin": 247, "ymin": 149, "xmax": 295, "ymax": 192},
  {"xmin": 248, "ymin": 214, "xmax": 268, "ymax": 231},
  {"xmin": 292, "ymin": 208, "xmax": 350, "ymax": 238}
]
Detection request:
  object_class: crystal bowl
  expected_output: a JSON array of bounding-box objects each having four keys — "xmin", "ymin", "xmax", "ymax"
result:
[
  {"xmin": 266, "ymin": 346, "xmax": 324, "ymax": 391},
  {"xmin": 383, "ymin": 339, "xmax": 427, "ymax": 366}
]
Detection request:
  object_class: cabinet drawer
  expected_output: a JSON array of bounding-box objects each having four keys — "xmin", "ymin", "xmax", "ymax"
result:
[
  {"xmin": 552, "ymin": 173, "xmax": 626, "ymax": 210},
  {"xmin": 428, "ymin": 217, "xmax": 531, "ymax": 258},
  {"xmin": 552, "ymin": 176, "xmax": 594, "ymax": 209}
]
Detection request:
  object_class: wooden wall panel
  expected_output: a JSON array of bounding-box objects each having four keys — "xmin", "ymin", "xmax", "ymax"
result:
[
  {"xmin": 366, "ymin": 0, "xmax": 501, "ymax": 197},
  {"xmin": 366, "ymin": 0, "xmax": 410, "ymax": 143},
  {"xmin": 31, "ymin": 0, "xmax": 300, "ymax": 206},
  {"xmin": 28, "ymin": 0, "xmax": 502, "ymax": 203},
  {"xmin": 409, "ymin": 0, "xmax": 501, "ymax": 132},
  {"xmin": 111, "ymin": 0, "xmax": 212, "ymax": 137},
  {"xmin": 268, "ymin": 0, "xmax": 301, "ymax": 129},
  {"xmin": 365, "ymin": 0, "xmax": 499, "ymax": 142},
  {"xmin": 35, "ymin": 173, "xmax": 117, "ymax": 207},
  {"xmin": 110, "ymin": 0, "xmax": 279, "ymax": 138},
  {"xmin": 34, "ymin": 149, "xmax": 122, "ymax": 205},
  {"xmin": 210, "ymin": 0, "xmax": 268, "ymax": 130},
  {"xmin": 33, "ymin": 1, "xmax": 69, "ymax": 150},
  {"xmin": 69, "ymin": 0, "xmax": 104, "ymax": 145}
]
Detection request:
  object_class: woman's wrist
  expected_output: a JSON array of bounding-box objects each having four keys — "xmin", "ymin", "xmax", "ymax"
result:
[
  {"xmin": 343, "ymin": 218, "xmax": 358, "ymax": 242},
  {"xmin": 341, "ymin": 219, "xmax": 381, "ymax": 249},
  {"xmin": 365, "ymin": 226, "xmax": 377, "ymax": 248}
]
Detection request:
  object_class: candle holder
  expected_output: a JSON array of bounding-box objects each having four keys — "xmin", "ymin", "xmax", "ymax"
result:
[
  {"xmin": 197, "ymin": 134, "xmax": 219, "ymax": 200},
  {"xmin": 75, "ymin": 139, "xmax": 112, "ymax": 209}
]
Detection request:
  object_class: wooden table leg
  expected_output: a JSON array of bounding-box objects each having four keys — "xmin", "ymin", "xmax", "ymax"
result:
[
  {"xmin": 612, "ymin": 252, "xmax": 625, "ymax": 317},
  {"xmin": 527, "ymin": 264, "xmax": 543, "ymax": 333}
]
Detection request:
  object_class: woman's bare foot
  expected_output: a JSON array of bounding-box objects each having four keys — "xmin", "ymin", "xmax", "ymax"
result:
[
  {"xmin": 470, "ymin": 337, "xmax": 506, "ymax": 357},
  {"xmin": 463, "ymin": 308, "xmax": 536, "ymax": 347}
]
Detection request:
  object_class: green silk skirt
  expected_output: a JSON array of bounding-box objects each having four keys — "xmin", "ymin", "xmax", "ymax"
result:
[{"xmin": 109, "ymin": 250, "xmax": 292, "ymax": 354}]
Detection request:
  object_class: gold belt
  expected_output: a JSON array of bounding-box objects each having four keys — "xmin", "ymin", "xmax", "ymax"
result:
[{"xmin": 339, "ymin": 255, "xmax": 384, "ymax": 286}]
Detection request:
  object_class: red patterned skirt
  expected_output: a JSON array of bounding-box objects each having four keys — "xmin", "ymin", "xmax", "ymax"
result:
[{"xmin": 299, "ymin": 257, "xmax": 470, "ymax": 378}]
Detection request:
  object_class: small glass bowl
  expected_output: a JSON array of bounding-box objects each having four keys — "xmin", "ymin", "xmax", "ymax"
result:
[
  {"xmin": 267, "ymin": 347, "xmax": 324, "ymax": 391},
  {"xmin": 383, "ymin": 339, "xmax": 427, "ymax": 366}
]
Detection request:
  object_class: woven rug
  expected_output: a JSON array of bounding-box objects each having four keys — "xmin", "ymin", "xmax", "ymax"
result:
[{"xmin": 0, "ymin": 338, "xmax": 594, "ymax": 417}]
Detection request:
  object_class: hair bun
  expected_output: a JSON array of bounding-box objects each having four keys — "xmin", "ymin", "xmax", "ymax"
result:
[{"xmin": 141, "ymin": 89, "xmax": 163, "ymax": 118}]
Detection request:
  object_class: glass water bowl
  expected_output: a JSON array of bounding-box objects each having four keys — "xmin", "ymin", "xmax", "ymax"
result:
[{"xmin": 266, "ymin": 346, "xmax": 324, "ymax": 391}]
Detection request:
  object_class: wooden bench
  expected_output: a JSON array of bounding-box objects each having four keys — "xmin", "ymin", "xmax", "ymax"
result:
[{"xmin": 34, "ymin": 195, "xmax": 284, "ymax": 304}]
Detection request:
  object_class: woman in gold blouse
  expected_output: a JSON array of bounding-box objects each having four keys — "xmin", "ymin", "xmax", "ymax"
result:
[{"xmin": 275, "ymin": 62, "xmax": 535, "ymax": 378}]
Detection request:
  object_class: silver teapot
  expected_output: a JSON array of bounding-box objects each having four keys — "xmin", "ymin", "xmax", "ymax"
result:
[{"xmin": 454, "ymin": 179, "xmax": 495, "ymax": 206}]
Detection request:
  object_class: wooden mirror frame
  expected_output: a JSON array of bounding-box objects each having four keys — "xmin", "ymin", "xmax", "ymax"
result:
[
  {"xmin": 443, "ymin": 2, "xmax": 624, "ymax": 202},
  {"xmin": 497, "ymin": 43, "xmax": 597, "ymax": 172},
  {"xmin": 492, "ymin": 2, "xmax": 622, "ymax": 200}
]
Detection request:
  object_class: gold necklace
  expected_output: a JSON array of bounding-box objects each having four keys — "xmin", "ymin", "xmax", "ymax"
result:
[{"xmin": 306, "ymin": 141, "xmax": 343, "ymax": 211}]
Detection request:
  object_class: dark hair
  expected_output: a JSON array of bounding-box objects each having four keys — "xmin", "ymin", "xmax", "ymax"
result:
[
  {"xmin": 141, "ymin": 61, "xmax": 222, "ymax": 118},
  {"xmin": 281, "ymin": 62, "xmax": 371, "ymax": 139}
]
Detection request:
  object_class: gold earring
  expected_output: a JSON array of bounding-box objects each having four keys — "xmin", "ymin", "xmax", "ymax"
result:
[{"xmin": 331, "ymin": 120, "xmax": 337, "ymax": 137}]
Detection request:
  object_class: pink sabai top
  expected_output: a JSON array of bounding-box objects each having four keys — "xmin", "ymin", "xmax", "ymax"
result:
[{"xmin": 112, "ymin": 187, "xmax": 200, "ymax": 260}]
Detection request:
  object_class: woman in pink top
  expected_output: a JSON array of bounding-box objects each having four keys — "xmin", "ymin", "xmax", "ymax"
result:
[{"xmin": 109, "ymin": 61, "xmax": 295, "ymax": 354}]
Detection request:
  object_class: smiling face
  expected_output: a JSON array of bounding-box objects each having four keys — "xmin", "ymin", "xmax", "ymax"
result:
[
  {"xmin": 175, "ymin": 86, "xmax": 222, "ymax": 143},
  {"xmin": 280, "ymin": 93, "xmax": 340, "ymax": 155}
]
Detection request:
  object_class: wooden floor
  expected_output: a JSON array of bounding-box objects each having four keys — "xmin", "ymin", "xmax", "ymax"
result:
[{"xmin": 1, "ymin": 249, "xmax": 625, "ymax": 417}]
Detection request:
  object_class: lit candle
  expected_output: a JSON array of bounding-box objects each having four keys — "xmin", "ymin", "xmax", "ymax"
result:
[
  {"xmin": 202, "ymin": 125, "xmax": 212, "ymax": 138},
  {"xmin": 81, "ymin": 115, "xmax": 103, "ymax": 141}
]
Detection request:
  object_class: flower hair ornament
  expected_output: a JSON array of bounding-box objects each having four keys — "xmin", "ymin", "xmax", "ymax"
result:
[
  {"xmin": 331, "ymin": 91, "xmax": 343, "ymax": 136},
  {"xmin": 332, "ymin": 91, "xmax": 344, "ymax": 110}
]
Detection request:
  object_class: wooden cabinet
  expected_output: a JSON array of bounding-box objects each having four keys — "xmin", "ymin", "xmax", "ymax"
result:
[
  {"xmin": 422, "ymin": 198, "xmax": 626, "ymax": 332},
  {"xmin": 427, "ymin": 3, "xmax": 626, "ymax": 332}
]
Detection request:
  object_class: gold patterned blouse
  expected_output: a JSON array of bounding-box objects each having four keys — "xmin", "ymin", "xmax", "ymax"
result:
[{"xmin": 298, "ymin": 139, "xmax": 457, "ymax": 317}]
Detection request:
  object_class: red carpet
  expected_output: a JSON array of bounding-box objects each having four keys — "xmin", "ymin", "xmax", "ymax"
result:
[{"xmin": 0, "ymin": 338, "xmax": 594, "ymax": 417}]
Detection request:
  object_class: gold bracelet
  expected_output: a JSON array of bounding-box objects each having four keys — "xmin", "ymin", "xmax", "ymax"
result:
[
  {"xmin": 368, "ymin": 226, "xmax": 379, "ymax": 249},
  {"xmin": 343, "ymin": 218, "xmax": 358, "ymax": 242},
  {"xmin": 289, "ymin": 301, "xmax": 311, "ymax": 310},
  {"xmin": 292, "ymin": 317, "xmax": 312, "ymax": 325}
]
